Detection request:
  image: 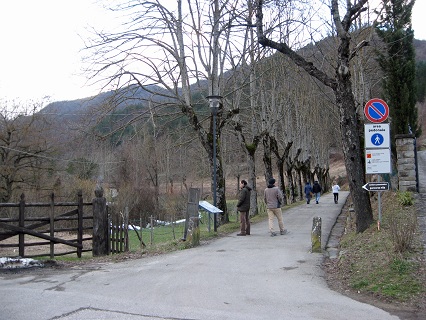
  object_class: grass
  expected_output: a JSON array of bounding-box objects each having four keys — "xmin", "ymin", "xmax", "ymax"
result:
[
  {"xmin": 44, "ymin": 197, "xmax": 299, "ymax": 262},
  {"xmin": 333, "ymin": 191, "xmax": 426, "ymax": 307}
]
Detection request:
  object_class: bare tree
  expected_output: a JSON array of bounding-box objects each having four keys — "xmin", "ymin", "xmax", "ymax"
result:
[
  {"xmin": 83, "ymin": 0, "xmax": 257, "ymax": 222},
  {"xmin": 255, "ymin": 0, "xmax": 375, "ymax": 232},
  {"xmin": 0, "ymin": 100, "xmax": 53, "ymax": 203}
]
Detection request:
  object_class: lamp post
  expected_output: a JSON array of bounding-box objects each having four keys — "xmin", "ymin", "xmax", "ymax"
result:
[{"xmin": 207, "ymin": 95, "xmax": 222, "ymax": 232}]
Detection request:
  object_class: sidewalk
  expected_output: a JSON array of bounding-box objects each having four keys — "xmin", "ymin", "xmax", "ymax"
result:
[{"xmin": 0, "ymin": 191, "xmax": 400, "ymax": 320}]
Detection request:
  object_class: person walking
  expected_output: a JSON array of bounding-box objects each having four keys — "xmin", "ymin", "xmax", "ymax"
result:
[
  {"xmin": 332, "ymin": 181, "xmax": 340, "ymax": 204},
  {"xmin": 264, "ymin": 178, "xmax": 286, "ymax": 237},
  {"xmin": 236, "ymin": 180, "xmax": 251, "ymax": 236},
  {"xmin": 312, "ymin": 180, "xmax": 322, "ymax": 204},
  {"xmin": 304, "ymin": 181, "xmax": 313, "ymax": 204}
]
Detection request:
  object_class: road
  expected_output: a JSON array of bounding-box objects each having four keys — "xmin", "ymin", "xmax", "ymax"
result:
[{"xmin": 0, "ymin": 191, "xmax": 400, "ymax": 320}]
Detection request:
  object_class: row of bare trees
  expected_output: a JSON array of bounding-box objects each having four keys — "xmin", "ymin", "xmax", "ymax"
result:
[
  {"xmin": 2, "ymin": 1, "xmax": 400, "ymax": 233},
  {"xmin": 79, "ymin": 0, "xmax": 390, "ymax": 231}
]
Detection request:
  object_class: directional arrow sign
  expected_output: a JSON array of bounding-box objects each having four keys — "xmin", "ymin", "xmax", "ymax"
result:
[{"xmin": 362, "ymin": 182, "xmax": 390, "ymax": 192}]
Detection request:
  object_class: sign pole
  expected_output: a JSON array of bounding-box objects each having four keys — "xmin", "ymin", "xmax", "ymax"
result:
[
  {"xmin": 363, "ymin": 98, "xmax": 391, "ymax": 232},
  {"xmin": 377, "ymin": 175, "xmax": 382, "ymax": 230}
]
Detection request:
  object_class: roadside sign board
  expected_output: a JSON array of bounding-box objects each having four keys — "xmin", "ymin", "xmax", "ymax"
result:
[
  {"xmin": 364, "ymin": 98, "xmax": 389, "ymax": 123},
  {"xmin": 365, "ymin": 149, "xmax": 391, "ymax": 174},
  {"xmin": 364, "ymin": 123, "xmax": 390, "ymax": 148},
  {"xmin": 362, "ymin": 182, "xmax": 390, "ymax": 192}
]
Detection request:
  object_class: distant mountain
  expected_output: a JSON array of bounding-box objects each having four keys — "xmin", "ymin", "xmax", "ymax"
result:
[
  {"xmin": 41, "ymin": 39, "xmax": 426, "ymax": 118},
  {"xmin": 40, "ymin": 84, "xmax": 175, "ymax": 119},
  {"xmin": 414, "ymin": 39, "xmax": 426, "ymax": 62}
]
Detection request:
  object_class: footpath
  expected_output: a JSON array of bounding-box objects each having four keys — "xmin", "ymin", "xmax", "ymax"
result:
[
  {"xmin": 415, "ymin": 150, "xmax": 426, "ymax": 255},
  {"xmin": 0, "ymin": 191, "xmax": 401, "ymax": 320}
]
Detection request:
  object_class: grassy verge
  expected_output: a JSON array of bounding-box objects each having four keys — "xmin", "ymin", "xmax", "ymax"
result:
[
  {"xmin": 45, "ymin": 198, "xmax": 302, "ymax": 263},
  {"xmin": 326, "ymin": 191, "xmax": 426, "ymax": 311}
]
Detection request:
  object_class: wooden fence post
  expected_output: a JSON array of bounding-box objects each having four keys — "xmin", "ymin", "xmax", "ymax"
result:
[
  {"xmin": 92, "ymin": 186, "xmax": 108, "ymax": 256},
  {"xmin": 77, "ymin": 190, "xmax": 83, "ymax": 258},
  {"xmin": 150, "ymin": 215, "xmax": 154, "ymax": 245},
  {"xmin": 49, "ymin": 193, "xmax": 55, "ymax": 259},
  {"xmin": 19, "ymin": 193, "xmax": 25, "ymax": 257},
  {"xmin": 124, "ymin": 207, "xmax": 129, "ymax": 252}
]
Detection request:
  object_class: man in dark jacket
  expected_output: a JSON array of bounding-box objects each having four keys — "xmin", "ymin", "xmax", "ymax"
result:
[
  {"xmin": 312, "ymin": 181, "xmax": 322, "ymax": 204},
  {"xmin": 236, "ymin": 180, "xmax": 251, "ymax": 236},
  {"xmin": 304, "ymin": 181, "xmax": 313, "ymax": 204}
]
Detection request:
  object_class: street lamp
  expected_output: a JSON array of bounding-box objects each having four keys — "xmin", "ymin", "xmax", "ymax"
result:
[{"xmin": 206, "ymin": 95, "xmax": 222, "ymax": 232}]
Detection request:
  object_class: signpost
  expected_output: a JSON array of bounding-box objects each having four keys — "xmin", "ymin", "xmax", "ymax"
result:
[
  {"xmin": 363, "ymin": 98, "xmax": 389, "ymax": 123},
  {"xmin": 363, "ymin": 98, "xmax": 391, "ymax": 230},
  {"xmin": 362, "ymin": 182, "xmax": 390, "ymax": 192}
]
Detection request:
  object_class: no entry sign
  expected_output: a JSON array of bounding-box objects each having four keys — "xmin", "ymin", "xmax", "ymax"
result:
[{"xmin": 364, "ymin": 98, "xmax": 389, "ymax": 123}]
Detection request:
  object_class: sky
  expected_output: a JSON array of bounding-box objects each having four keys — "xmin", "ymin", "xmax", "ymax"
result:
[{"xmin": 1, "ymin": 1, "xmax": 426, "ymax": 104}]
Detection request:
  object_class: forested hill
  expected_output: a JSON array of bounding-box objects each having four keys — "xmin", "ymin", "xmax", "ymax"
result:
[
  {"xmin": 40, "ymin": 84, "xmax": 172, "ymax": 120},
  {"xmin": 414, "ymin": 39, "xmax": 426, "ymax": 62},
  {"xmin": 40, "ymin": 39, "xmax": 426, "ymax": 118}
]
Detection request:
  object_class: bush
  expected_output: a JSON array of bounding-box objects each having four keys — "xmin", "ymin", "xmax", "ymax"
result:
[
  {"xmin": 386, "ymin": 208, "xmax": 417, "ymax": 253},
  {"xmin": 397, "ymin": 191, "xmax": 414, "ymax": 206}
]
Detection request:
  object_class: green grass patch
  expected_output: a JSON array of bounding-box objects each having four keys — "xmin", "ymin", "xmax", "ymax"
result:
[
  {"xmin": 337, "ymin": 191, "xmax": 425, "ymax": 304},
  {"xmin": 42, "ymin": 198, "xmax": 309, "ymax": 262}
]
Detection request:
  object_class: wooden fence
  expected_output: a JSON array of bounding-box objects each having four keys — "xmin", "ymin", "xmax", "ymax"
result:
[{"xmin": 0, "ymin": 190, "xmax": 128, "ymax": 259}]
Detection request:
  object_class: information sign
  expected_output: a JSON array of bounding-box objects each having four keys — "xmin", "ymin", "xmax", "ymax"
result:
[
  {"xmin": 364, "ymin": 123, "xmax": 390, "ymax": 148},
  {"xmin": 362, "ymin": 182, "xmax": 390, "ymax": 192},
  {"xmin": 365, "ymin": 149, "xmax": 391, "ymax": 174}
]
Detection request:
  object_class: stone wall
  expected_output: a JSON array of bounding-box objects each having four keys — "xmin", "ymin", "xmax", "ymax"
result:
[{"xmin": 395, "ymin": 134, "xmax": 417, "ymax": 192}]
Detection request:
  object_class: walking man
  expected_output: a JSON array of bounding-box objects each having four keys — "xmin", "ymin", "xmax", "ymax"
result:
[
  {"xmin": 312, "ymin": 181, "xmax": 322, "ymax": 204},
  {"xmin": 304, "ymin": 181, "xmax": 313, "ymax": 204},
  {"xmin": 264, "ymin": 178, "xmax": 286, "ymax": 237},
  {"xmin": 236, "ymin": 180, "xmax": 251, "ymax": 236}
]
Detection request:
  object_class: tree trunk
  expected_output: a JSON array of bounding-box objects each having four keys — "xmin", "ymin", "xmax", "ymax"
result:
[
  {"xmin": 262, "ymin": 134, "xmax": 273, "ymax": 182},
  {"xmin": 255, "ymin": 0, "xmax": 374, "ymax": 232},
  {"xmin": 336, "ymin": 83, "xmax": 373, "ymax": 231}
]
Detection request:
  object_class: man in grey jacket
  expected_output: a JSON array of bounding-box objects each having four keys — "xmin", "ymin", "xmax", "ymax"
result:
[
  {"xmin": 264, "ymin": 178, "xmax": 286, "ymax": 236},
  {"xmin": 236, "ymin": 180, "xmax": 251, "ymax": 236}
]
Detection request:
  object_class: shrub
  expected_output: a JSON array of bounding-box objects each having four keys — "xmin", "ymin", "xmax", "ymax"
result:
[
  {"xmin": 397, "ymin": 191, "xmax": 414, "ymax": 206},
  {"xmin": 387, "ymin": 208, "xmax": 417, "ymax": 253}
]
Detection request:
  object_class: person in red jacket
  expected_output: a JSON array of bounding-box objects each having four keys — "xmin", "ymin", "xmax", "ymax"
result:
[{"xmin": 236, "ymin": 180, "xmax": 251, "ymax": 236}]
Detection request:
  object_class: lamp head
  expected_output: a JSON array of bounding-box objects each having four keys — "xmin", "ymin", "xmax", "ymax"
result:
[{"xmin": 206, "ymin": 95, "xmax": 222, "ymax": 109}]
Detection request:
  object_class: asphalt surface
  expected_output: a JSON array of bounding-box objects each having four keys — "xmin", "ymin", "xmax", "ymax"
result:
[
  {"xmin": 415, "ymin": 150, "xmax": 426, "ymax": 256},
  {"xmin": 0, "ymin": 191, "xmax": 400, "ymax": 320}
]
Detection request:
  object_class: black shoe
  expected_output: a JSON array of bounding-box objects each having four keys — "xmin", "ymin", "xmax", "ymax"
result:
[
  {"xmin": 316, "ymin": 201, "xmax": 318, "ymax": 204},
  {"xmin": 270, "ymin": 232, "xmax": 277, "ymax": 237},
  {"xmin": 280, "ymin": 230, "xmax": 287, "ymax": 235},
  {"xmin": 237, "ymin": 233, "xmax": 246, "ymax": 236}
]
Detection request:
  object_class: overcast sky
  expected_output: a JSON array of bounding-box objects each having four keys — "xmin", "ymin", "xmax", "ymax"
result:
[{"xmin": 1, "ymin": 1, "xmax": 425, "ymax": 104}]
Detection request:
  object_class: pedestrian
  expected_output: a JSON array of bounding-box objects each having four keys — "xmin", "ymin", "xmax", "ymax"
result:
[
  {"xmin": 312, "ymin": 180, "xmax": 322, "ymax": 204},
  {"xmin": 264, "ymin": 178, "xmax": 286, "ymax": 237},
  {"xmin": 304, "ymin": 181, "xmax": 313, "ymax": 204},
  {"xmin": 236, "ymin": 180, "xmax": 251, "ymax": 236},
  {"xmin": 332, "ymin": 181, "xmax": 340, "ymax": 204}
]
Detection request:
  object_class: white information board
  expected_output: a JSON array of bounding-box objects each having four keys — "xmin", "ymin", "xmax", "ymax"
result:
[
  {"xmin": 198, "ymin": 200, "xmax": 223, "ymax": 213},
  {"xmin": 365, "ymin": 149, "xmax": 391, "ymax": 174}
]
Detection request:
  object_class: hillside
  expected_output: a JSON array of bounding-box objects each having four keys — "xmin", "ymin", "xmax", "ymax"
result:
[
  {"xmin": 414, "ymin": 39, "xmax": 426, "ymax": 62},
  {"xmin": 41, "ymin": 39, "xmax": 426, "ymax": 117}
]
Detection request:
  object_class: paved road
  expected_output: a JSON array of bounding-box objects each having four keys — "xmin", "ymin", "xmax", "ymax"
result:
[
  {"xmin": 0, "ymin": 192, "xmax": 399, "ymax": 320},
  {"xmin": 416, "ymin": 150, "xmax": 426, "ymax": 254}
]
